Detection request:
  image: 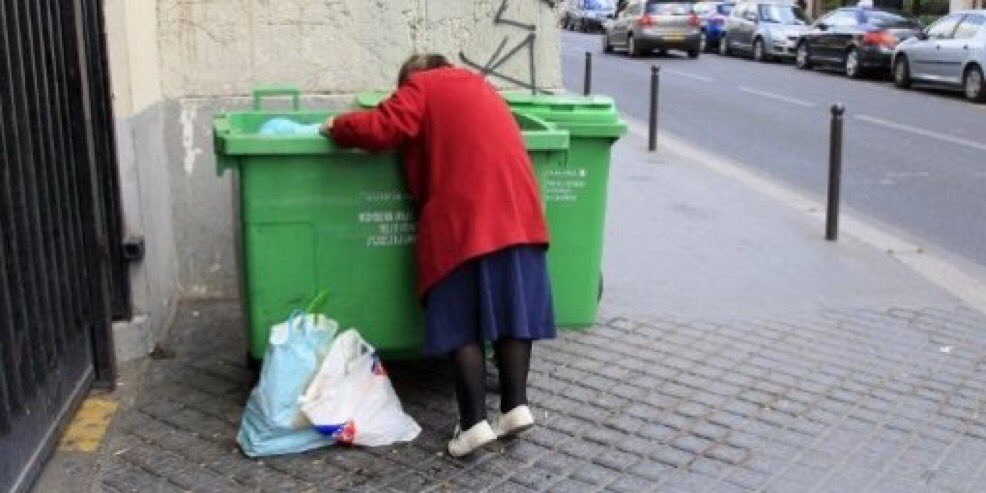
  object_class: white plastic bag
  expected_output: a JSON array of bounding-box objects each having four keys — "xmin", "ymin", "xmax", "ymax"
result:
[
  {"xmin": 299, "ymin": 330, "xmax": 421, "ymax": 447},
  {"xmin": 237, "ymin": 311, "xmax": 338, "ymax": 457}
]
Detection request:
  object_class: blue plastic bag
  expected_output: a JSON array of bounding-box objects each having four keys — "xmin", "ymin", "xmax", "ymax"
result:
[
  {"xmin": 258, "ymin": 117, "xmax": 321, "ymax": 136},
  {"xmin": 237, "ymin": 310, "xmax": 338, "ymax": 457}
]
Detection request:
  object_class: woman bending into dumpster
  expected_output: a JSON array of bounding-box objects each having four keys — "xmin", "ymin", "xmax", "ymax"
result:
[{"xmin": 322, "ymin": 54, "xmax": 555, "ymax": 457}]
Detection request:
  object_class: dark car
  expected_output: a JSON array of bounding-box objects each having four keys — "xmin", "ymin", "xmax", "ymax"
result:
[
  {"xmin": 794, "ymin": 7, "xmax": 923, "ymax": 78},
  {"xmin": 563, "ymin": 0, "xmax": 618, "ymax": 32},
  {"xmin": 603, "ymin": 0, "xmax": 703, "ymax": 57}
]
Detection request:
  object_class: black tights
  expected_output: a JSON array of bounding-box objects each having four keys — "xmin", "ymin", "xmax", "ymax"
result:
[{"xmin": 449, "ymin": 338, "xmax": 532, "ymax": 429}]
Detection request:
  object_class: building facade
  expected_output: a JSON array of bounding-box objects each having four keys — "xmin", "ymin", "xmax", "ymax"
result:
[{"xmin": 102, "ymin": 0, "xmax": 564, "ymax": 362}]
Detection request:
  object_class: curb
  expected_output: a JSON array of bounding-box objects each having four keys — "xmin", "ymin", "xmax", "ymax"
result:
[{"xmin": 623, "ymin": 117, "xmax": 986, "ymax": 316}]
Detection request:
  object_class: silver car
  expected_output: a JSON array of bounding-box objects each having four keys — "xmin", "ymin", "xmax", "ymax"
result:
[
  {"xmin": 603, "ymin": 0, "xmax": 703, "ymax": 58},
  {"xmin": 720, "ymin": 1, "xmax": 809, "ymax": 62},
  {"xmin": 562, "ymin": 0, "xmax": 617, "ymax": 32},
  {"xmin": 893, "ymin": 10, "xmax": 986, "ymax": 102}
]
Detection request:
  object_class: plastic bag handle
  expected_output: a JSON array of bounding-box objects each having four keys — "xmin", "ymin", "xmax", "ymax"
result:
[
  {"xmin": 286, "ymin": 309, "xmax": 306, "ymax": 336},
  {"xmin": 340, "ymin": 338, "xmax": 376, "ymax": 376},
  {"xmin": 252, "ymin": 85, "xmax": 301, "ymax": 111},
  {"xmin": 306, "ymin": 290, "xmax": 331, "ymax": 315}
]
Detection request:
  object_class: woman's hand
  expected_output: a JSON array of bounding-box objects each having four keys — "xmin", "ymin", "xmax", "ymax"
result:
[{"xmin": 319, "ymin": 117, "xmax": 335, "ymax": 137}]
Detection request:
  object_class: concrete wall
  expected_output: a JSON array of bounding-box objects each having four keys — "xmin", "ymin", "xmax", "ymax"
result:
[
  {"xmin": 156, "ymin": 1, "xmax": 561, "ymax": 98},
  {"xmin": 103, "ymin": 0, "xmax": 562, "ymax": 361},
  {"xmin": 104, "ymin": 0, "xmax": 179, "ymax": 361},
  {"xmin": 950, "ymin": 0, "xmax": 985, "ymax": 11}
]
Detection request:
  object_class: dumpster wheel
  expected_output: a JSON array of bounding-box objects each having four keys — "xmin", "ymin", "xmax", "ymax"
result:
[
  {"xmin": 246, "ymin": 353, "xmax": 262, "ymax": 383},
  {"xmin": 598, "ymin": 272, "xmax": 604, "ymax": 302}
]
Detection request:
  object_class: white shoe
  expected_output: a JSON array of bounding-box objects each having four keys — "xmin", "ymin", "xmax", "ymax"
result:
[
  {"xmin": 492, "ymin": 405, "xmax": 535, "ymax": 438},
  {"xmin": 447, "ymin": 420, "xmax": 497, "ymax": 457}
]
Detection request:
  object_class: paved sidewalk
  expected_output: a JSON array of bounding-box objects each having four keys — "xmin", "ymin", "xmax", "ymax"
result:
[
  {"xmin": 85, "ymin": 300, "xmax": 986, "ymax": 493},
  {"xmin": 38, "ymin": 133, "xmax": 986, "ymax": 492},
  {"xmin": 601, "ymin": 123, "xmax": 963, "ymax": 322}
]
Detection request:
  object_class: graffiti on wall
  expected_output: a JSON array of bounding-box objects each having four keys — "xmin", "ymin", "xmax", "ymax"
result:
[{"xmin": 459, "ymin": 0, "xmax": 557, "ymax": 93}]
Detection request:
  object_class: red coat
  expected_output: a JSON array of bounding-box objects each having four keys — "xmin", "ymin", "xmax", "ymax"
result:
[{"xmin": 331, "ymin": 67, "xmax": 549, "ymax": 298}]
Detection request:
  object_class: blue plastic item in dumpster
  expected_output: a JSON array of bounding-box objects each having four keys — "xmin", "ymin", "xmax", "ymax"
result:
[{"xmin": 258, "ymin": 117, "xmax": 322, "ymax": 136}]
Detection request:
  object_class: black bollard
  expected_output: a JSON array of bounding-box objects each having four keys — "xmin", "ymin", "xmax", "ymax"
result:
[
  {"xmin": 584, "ymin": 52, "xmax": 592, "ymax": 96},
  {"xmin": 649, "ymin": 65, "xmax": 660, "ymax": 152},
  {"xmin": 826, "ymin": 103, "xmax": 845, "ymax": 241}
]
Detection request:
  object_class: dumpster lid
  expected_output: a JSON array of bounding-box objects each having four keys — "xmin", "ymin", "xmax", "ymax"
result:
[
  {"xmin": 354, "ymin": 91, "xmax": 621, "ymax": 137},
  {"xmin": 512, "ymin": 112, "xmax": 569, "ymax": 151},
  {"xmin": 357, "ymin": 91, "xmax": 619, "ymax": 115},
  {"xmin": 354, "ymin": 92, "xmax": 390, "ymax": 109},
  {"xmin": 214, "ymin": 108, "xmax": 568, "ymax": 174},
  {"xmin": 499, "ymin": 93, "xmax": 626, "ymax": 139},
  {"xmin": 500, "ymin": 92, "xmax": 617, "ymax": 110},
  {"xmin": 215, "ymin": 110, "xmax": 567, "ymax": 154},
  {"xmin": 350, "ymin": 92, "xmax": 568, "ymax": 149},
  {"xmin": 500, "ymin": 92, "xmax": 623, "ymax": 122}
]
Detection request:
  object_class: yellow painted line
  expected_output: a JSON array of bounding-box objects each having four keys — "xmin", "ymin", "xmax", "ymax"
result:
[{"xmin": 57, "ymin": 398, "xmax": 120, "ymax": 452}]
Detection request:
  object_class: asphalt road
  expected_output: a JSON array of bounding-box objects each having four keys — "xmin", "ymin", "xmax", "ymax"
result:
[{"xmin": 560, "ymin": 31, "xmax": 986, "ymax": 272}]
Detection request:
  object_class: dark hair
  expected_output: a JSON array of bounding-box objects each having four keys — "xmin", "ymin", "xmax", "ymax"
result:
[{"xmin": 397, "ymin": 54, "xmax": 452, "ymax": 86}]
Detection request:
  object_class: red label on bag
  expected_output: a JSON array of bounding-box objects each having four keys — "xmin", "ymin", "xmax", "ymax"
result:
[
  {"xmin": 336, "ymin": 420, "xmax": 356, "ymax": 445},
  {"xmin": 315, "ymin": 419, "xmax": 357, "ymax": 445}
]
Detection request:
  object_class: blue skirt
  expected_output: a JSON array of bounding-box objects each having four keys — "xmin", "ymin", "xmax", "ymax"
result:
[{"xmin": 423, "ymin": 245, "xmax": 556, "ymax": 356}]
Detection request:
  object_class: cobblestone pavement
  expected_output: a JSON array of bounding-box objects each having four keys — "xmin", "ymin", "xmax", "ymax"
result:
[{"xmin": 89, "ymin": 300, "xmax": 986, "ymax": 493}]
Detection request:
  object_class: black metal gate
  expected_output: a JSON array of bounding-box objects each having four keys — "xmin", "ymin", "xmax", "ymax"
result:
[{"xmin": 1, "ymin": 0, "xmax": 123, "ymax": 491}]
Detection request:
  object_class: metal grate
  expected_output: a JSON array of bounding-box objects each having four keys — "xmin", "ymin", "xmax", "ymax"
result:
[{"xmin": 1, "ymin": 0, "xmax": 120, "ymax": 491}]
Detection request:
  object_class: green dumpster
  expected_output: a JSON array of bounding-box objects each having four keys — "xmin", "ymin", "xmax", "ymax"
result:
[
  {"xmin": 354, "ymin": 92, "xmax": 625, "ymax": 327},
  {"xmin": 500, "ymin": 93, "xmax": 627, "ymax": 327},
  {"xmin": 215, "ymin": 88, "xmax": 569, "ymax": 362}
]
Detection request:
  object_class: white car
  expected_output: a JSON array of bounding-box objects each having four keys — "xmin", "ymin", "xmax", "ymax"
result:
[{"xmin": 892, "ymin": 10, "xmax": 986, "ymax": 102}]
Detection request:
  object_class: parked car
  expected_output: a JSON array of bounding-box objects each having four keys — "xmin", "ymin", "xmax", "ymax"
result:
[
  {"xmin": 603, "ymin": 0, "xmax": 702, "ymax": 58},
  {"xmin": 720, "ymin": 1, "xmax": 809, "ymax": 61},
  {"xmin": 794, "ymin": 7, "xmax": 923, "ymax": 78},
  {"xmin": 893, "ymin": 10, "xmax": 986, "ymax": 102},
  {"xmin": 694, "ymin": 2, "xmax": 736, "ymax": 52},
  {"xmin": 563, "ymin": 0, "xmax": 618, "ymax": 32}
]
